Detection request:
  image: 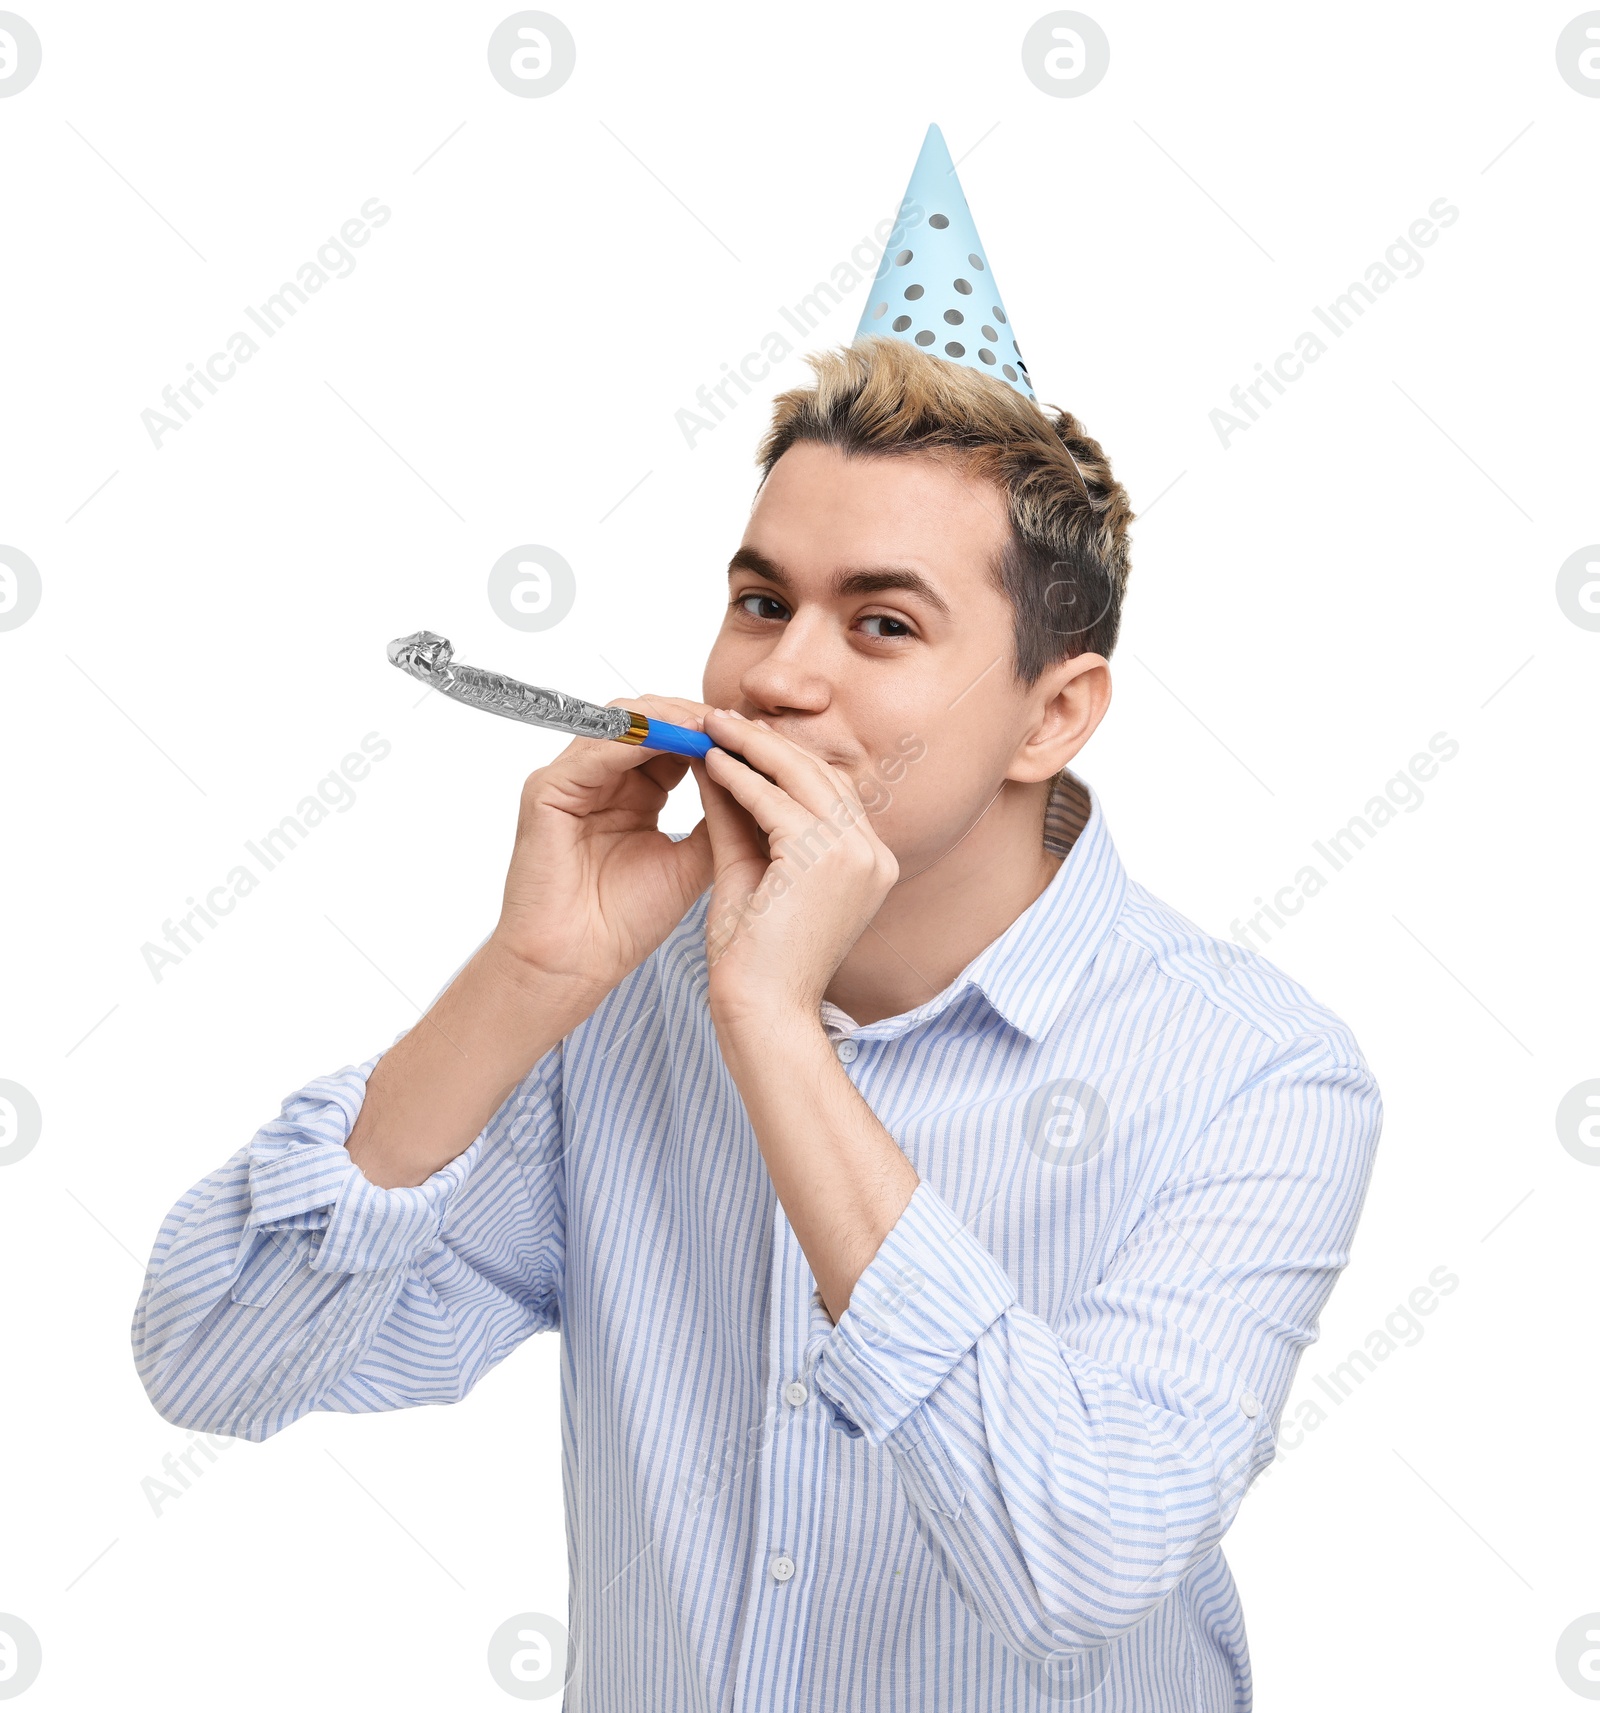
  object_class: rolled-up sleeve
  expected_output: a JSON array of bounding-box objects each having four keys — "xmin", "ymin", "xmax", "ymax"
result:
[
  {"xmin": 806, "ymin": 1182, "xmax": 1017, "ymax": 1441},
  {"xmin": 131, "ymin": 1033, "xmax": 566, "ymax": 1443},
  {"xmin": 804, "ymin": 1035, "xmax": 1382, "ymax": 1667}
]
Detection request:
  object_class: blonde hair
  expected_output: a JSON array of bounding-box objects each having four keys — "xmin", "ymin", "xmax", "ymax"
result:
[{"xmin": 755, "ymin": 335, "xmax": 1134, "ymax": 680}]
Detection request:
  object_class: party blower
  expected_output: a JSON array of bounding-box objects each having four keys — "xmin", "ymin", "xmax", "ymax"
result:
[{"xmin": 388, "ymin": 630, "xmax": 715, "ymax": 759}]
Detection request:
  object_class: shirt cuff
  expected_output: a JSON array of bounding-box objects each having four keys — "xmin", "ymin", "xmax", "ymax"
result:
[
  {"xmin": 806, "ymin": 1179, "xmax": 1019, "ymax": 1446},
  {"xmin": 245, "ymin": 1056, "xmax": 485, "ymax": 1280}
]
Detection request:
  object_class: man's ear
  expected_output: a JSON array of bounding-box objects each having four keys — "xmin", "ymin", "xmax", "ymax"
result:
[{"xmin": 1005, "ymin": 653, "xmax": 1111, "ymax": 785}]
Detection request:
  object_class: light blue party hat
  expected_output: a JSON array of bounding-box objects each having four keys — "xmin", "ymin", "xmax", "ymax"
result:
[{"xmin": 855, "ymin": 123, "xmax": 1036, "ymax": 403}]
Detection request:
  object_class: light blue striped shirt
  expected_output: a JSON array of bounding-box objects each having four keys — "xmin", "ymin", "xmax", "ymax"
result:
[{"xmin": 131, "ymin": 767, "xmax": 1382, "ymax": 1711}]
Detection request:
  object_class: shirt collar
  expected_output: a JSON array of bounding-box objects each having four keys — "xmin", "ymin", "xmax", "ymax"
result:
[{"xmin": 820, "ymin": 766, "xmax": 1128, "ymax": 1046}]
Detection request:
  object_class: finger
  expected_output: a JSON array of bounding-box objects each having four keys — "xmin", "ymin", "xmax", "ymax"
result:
[
  {"xmin": 714, "ymin": 714, "xmax": 874, "ymax": 841},
  {"xmin": 701, "ymin": 710, "xmax": 844, "ymax": 818},
  {"xmin": 637, "ymin": 751, "xmax": 693, "ymax": 796},
  {"xmin": 663, "ymin": 815, "xmax": 714, "ymax": 885},
  {"xmin": 775, "ymin": 723, "xmax": 848, "ymax": 788},
  {"xmin": 703, "ymin": 746, "xmax": 822, "ymax": 844},
  {"xmin": 536, "ymin": 747, "xmax": 667, "ymax": 821},
  {"xmin": 691, "ymin": 758, "xmax": 770, "ymax": 869}
]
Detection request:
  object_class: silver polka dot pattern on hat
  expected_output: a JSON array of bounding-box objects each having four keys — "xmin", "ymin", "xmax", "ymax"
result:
[{"xmin": 853, "ymin": 123, "xmax": 1037, "ymax": 403}]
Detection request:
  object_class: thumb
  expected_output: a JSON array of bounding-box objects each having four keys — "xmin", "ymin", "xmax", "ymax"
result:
[{"xmin": 666, "ymin": 817, "xmax": 714, "ymax": 893}]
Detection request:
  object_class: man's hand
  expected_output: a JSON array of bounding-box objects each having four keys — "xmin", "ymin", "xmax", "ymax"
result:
[
  {"xmin": 346, "ymin": 693, "xmax": 715, "ymax": 1190},
  {"xmin": 689, "ymin": 707, "xmax": 918, "ymax": 1320},
  {"xmin": 690, "ymin": 708, "xmax": 899, "ymax": 1034},
  {"xmin": 495, "ymin": 694, "xmax": 716, "ymax": 994}
]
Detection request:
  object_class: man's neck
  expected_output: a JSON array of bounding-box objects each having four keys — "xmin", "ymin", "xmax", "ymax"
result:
[{"xmin": 822, "ymin": 775, "xmax": 1065, "ymax": 1027}]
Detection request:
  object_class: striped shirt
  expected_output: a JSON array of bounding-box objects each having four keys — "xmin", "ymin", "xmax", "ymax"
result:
[{"xmin": 131, "ymin": 766, "xmax": 1383, "ymax": 1711}]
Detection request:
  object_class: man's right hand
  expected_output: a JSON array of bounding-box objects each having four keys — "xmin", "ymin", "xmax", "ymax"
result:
[
  {"xmin": 492, "ymin": 695, "xmax": 715, "ymax": 995},
  {"xmin": 345, "ymin": 695, "xmax": 717, "ymax": 1190}
]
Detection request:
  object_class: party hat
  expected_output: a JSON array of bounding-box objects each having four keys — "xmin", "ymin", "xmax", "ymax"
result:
[{"xmin": 854, "ymin": 123, "xmax": 1036, "ymax": 404}]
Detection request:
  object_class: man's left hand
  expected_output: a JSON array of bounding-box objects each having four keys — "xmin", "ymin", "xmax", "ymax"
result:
[{"xmin": 691, "ymin": 708, "xmax": 899, "ymax": 1035}]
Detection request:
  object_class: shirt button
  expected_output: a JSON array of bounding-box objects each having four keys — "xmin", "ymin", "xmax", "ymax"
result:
[
  {"xmin": 835, "ymin": 1039, "xmax": 858, "ymax": 1063},
  {"xmin": 1239, "ymin": 1389, "xmax": 1260, "ymax": 1418},
  {"xmin": 770, "ymin": 1553, "xmax": 796, "ymax": 1583},
  {"xmin": 783, "ymin": 1380, "xmax": 809, "ymax": 1407}
]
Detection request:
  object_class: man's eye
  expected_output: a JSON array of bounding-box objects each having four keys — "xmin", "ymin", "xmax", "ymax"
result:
[
  {"xmin": 860, "ymin": 615, "xmax": 913, "ymax": 638},
  {"xmin": 736, "ymin": 594, "xmax": 788, "ymax": 621}
]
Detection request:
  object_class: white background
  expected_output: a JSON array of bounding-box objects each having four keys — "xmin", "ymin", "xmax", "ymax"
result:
[{"xmin": 2, "ymin": 1, "xmax": 1596, "ymax": 1706}]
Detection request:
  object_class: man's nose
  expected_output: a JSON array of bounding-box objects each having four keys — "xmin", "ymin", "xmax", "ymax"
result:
[{"xmin": 738, "ymin": 620, "xmax": 834, "ymax": 716}]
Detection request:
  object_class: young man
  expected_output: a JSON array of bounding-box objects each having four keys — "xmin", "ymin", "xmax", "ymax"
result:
[{"xmin": 132, "ymin": 137, "xmax": 1382, "ymax": 1711}]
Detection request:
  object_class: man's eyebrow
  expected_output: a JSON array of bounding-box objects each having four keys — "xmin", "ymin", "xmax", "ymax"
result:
[
  {"xmin": 834, "ymin": 567, "xmax": 953, "ymax": 620},
  {"xmin": 726, "ymin": 547, "xmax": 952, "ymax": 620}
]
